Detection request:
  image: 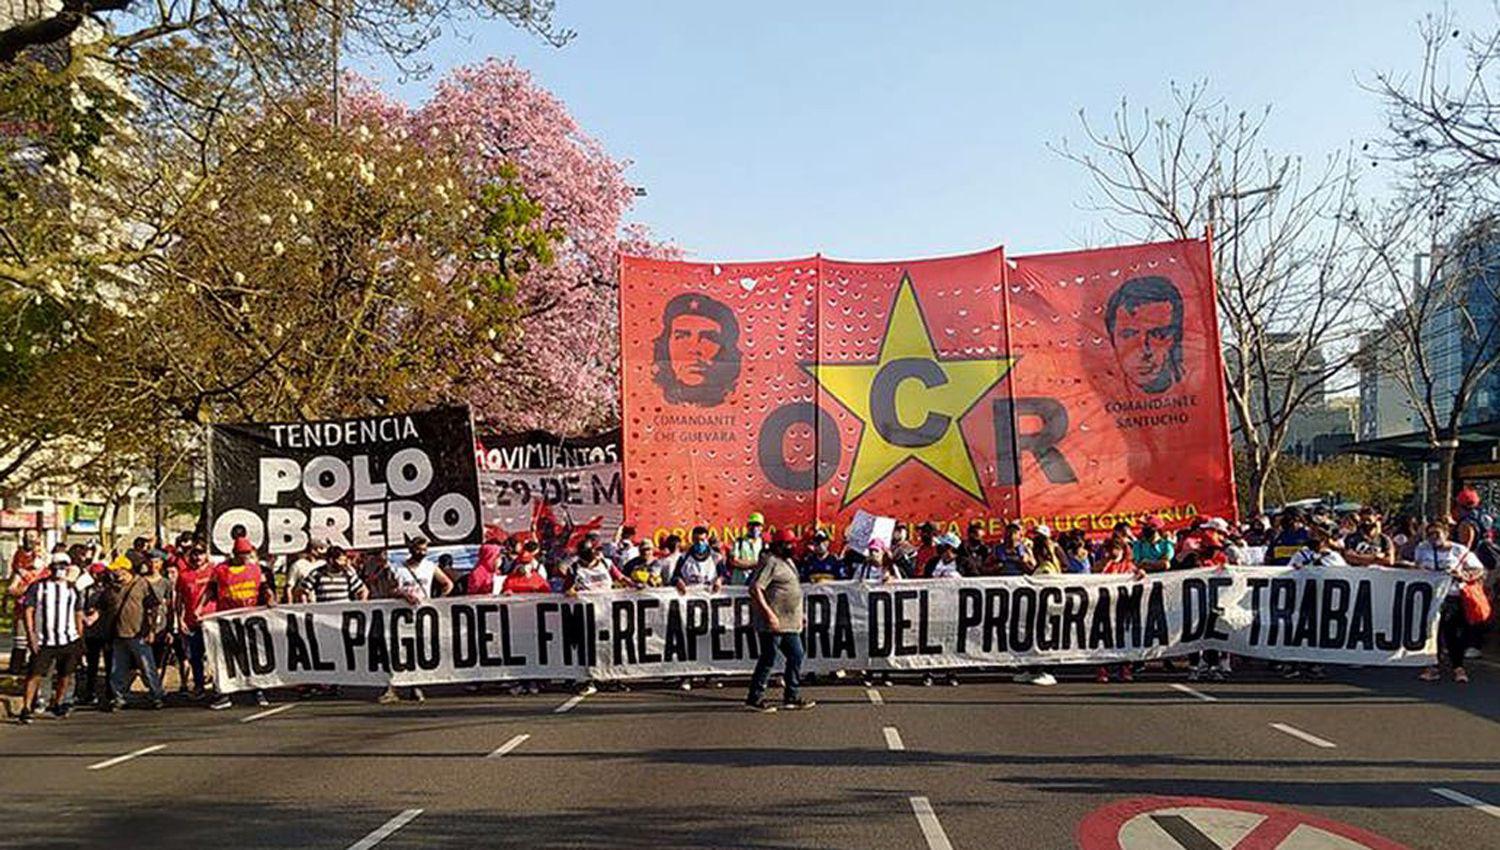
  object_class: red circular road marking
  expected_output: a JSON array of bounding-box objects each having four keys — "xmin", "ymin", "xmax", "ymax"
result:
[{"xmin": 1076, "ymin": 796, "xmax": 1411, "ymax": 850}]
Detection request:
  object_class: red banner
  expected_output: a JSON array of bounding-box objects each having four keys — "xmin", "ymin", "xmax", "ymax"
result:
[{"xmin": 620, "ymin": 239, "xmax": 1234, "ymax": 542}]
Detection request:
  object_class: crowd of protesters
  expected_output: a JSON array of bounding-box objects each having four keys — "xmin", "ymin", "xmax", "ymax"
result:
[{"xmin": 4, "ymin": 489, "xmax": 1495, "ymax": 721}]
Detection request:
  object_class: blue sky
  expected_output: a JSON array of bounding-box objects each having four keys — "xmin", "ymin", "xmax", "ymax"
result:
[{"xmin": 361, "ymin": 1, "xmax": 1482, "ymax": 261}]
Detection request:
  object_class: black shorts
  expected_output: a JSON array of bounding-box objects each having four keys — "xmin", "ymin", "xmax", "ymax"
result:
[{"xmin": 29, "ymin": 640, "xmax": 83, "ymax": 678}]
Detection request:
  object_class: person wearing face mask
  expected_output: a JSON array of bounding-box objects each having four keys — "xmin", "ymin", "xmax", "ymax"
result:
[
  {"xmin": 800, "ymin": 531, "xmax": 845, "ymax": 583},
  {"xmin": 745, "ymin": 529, "xmax": 814, "ymax": 712},
  {"xmin": 1414, "ymin": 520, "xmax": 1487, "ymax": 684},
  {"xmin": 501, "ymin": 542, "xmax": 551, "ymax": 594},
  {"xmin": 924, "ymin": 534, "xmax": 963, "ymax": 579},
  {"xmin": 1131, "ymin": 516, "xmax": 1175, "ymax": 572},
  {"xmin": 624, "ymin": 539, "xmax": 665, "ymax": 587},
  {"xmin": 567, "ymin": 534, "xmax": 633, "ymax": 594},
  {"xmin": 673, "ymin": 526, "xmax": 723, "ymax": 593},
  {"xmin": 727, "ymin": 513, "xmax": 766, "ymax": 585}
]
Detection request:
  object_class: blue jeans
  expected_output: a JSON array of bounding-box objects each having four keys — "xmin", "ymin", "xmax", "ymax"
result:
[
  {"xmin": 185, "ymin": 628, "xmax": 206, "ymax": 692},
  {"xmin": 747, "ymin": 631, "xmax": 804, "ymax": 703},
  {"xmin": 110, "ymin": 637, "xmax": 164, "ymax": 702}
]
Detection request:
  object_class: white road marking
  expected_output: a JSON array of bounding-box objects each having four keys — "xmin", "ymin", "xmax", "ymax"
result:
[
  {"xmin": 347, "ymin": 808, "xmax": 423, "ymax": 850},
  {"xmin": 1431, "ymin": 787, "xmax": 1500, "ymax": 819},
  {"xmin": 908, "ymin": 796, "xmax": 954, "ymax": 850},
  {"xmin": 1270, "ymin": 722, "xmax": 1337, "ymax": 748},
  {"xmin": 486, "ymin": 733, "xmax": 531, "ymax": 759},
  {"xmin": 1169, "ymin": 682, "xmax": 1218, "ymax": 702},
  {"xmin": 240, "ymin": 703, "xmax": 298, "ymax": 723},
  {"xmin": 553, "ymin": 694, "xmax": 587, "ymax": 714},
  {"xmin": 87, "ymin": 744, "xmax": 166, "ymax": 771},
  {"xmin": 883, "ymin": 726, "xmax": 905, "ymax": 751},
  {"xmin": 866, "ymin": 688, "xmax": 884, "ymax": 705}
]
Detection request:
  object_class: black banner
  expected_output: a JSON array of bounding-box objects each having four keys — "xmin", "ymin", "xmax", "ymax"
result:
[{"xmin": 206, "ymin": 406, "xmax": 482, "ymax": 556}]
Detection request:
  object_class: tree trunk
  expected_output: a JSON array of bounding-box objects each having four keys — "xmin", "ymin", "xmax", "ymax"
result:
[
  {"xmin": 1243, "ymin": 455, "xmax": 1272, "ymax": 516},
  {"xmin": 1436, "ymin": 443, "xmax": 1458, "ymax": 521}
]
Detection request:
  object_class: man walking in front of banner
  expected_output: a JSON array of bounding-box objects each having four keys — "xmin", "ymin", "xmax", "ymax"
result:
[{"xmin": 745, "ymin": 529, "xmax": 814, "ymax": 713}]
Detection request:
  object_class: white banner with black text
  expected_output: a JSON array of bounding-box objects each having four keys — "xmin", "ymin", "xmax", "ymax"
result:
[{"xmin": 203, "ymin": 566, "xmax": 1449, "ymax": 692}]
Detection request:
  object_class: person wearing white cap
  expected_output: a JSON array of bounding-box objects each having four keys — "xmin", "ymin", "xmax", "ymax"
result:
[
  {"xmin": 924, "ymin": 534, "xmax": 963, "ymax": 579},
  {"xmin": 1030, "ymin": 525, "xmax": 1064, "ymax": 575}
]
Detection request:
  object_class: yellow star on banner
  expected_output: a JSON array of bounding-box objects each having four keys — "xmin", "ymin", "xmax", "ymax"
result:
[{"xmin": 806, "ymin": 273, "xmax": 1015, "ymax": 508}]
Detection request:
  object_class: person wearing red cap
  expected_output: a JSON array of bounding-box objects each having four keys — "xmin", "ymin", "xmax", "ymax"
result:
[
  {"xmin": 745, "ymin": 528, "xmax": 813, "ymax": 712},
  {"xmin": 1452, "ymin": 486, "xmax": 1498, "ymax": 572},
  {"xmin": 199, "ymin": 537, "xmax": 275, "ymax": 710}
]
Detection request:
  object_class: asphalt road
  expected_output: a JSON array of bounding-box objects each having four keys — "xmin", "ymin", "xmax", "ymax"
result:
[{"xmin": 1, "ymin": 657, "xmax": 1497, "ymax": 849}]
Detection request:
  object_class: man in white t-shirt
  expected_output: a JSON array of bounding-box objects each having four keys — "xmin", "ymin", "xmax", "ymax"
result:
[
  {"xmin": 283, "ymin": 542, "xmax": 326, "ymax": 602},
  {"xmin": 395, "ymin": 537, "xmax": 454, "ymax": 600}
]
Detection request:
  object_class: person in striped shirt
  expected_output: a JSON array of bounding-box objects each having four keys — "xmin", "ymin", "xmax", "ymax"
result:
[
  {"xmin": 19, "ymin": 554, "xmax": 96, "ymax": 724},
  {"xmin": 294, "ymin": 547, "xmax": 369, "ymax": 603}
]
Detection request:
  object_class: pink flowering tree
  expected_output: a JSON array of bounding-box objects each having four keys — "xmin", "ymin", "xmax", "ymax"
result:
[{"xmin": 401, "ymin": 59, "xmax": 677, "ymax": 433}]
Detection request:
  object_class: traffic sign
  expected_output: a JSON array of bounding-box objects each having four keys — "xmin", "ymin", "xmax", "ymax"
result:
[{"xmin": 1077, "ymin": 796, "xmax": 1410, "ymax": 850}]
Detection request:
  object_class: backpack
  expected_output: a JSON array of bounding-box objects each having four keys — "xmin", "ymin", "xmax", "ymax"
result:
[{"xmin": 137, "ymin": 578, "xmax": 166, "ymax": 637}]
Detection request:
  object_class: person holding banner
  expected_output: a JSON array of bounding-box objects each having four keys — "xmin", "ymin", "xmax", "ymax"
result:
[
  {"xmin": 673, "ymin": 527, "xmax": 722, "ymax": 593},
  {"xmin": 800, "ymin": 531, "xmax": 846, "ymax": 583},
  {"xmin": 924, "ymin": 535, "xmax": 963, "ymax": 579},
  {"xmin": 745, "ymin": 529, "xmax": 814, "ymax": 713},
  {"xmin": 1131, "ymin": 517, "xmax": 1175, "ymax": 572},
  {"xmin": 202, "ymin": 538, "xmax": 275, "ymax": 710},
  {"xmin": 294, "ymin": 547, "xmax": 369, "ymax": 603},
  {"xmin": 1414, "ymin": 520, "xmax": 1487, "ymax": 684},
  {"xmin": 501, "ymin": 542, "xmax": 552, "ymax": 595},
  {"xmin": 396, "ymin": 538, "xmax": 455, "ymax": 600}
]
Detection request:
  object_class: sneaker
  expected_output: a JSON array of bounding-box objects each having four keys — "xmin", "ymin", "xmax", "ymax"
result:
[
  {"xmin": 209, "ymin": 696, "xmax": 232, "ymax": 711},
  {"xmin": 782, "ymin": 698, "xmax": 817, "ymax": 711},
  {"xmin": 577, "ymin": 683, "xmax": 598, "ymax": 697},
  {"xmin": 526, "ymin": 682, "xmax": 540, "ymax": 694},
  {"xmin": 16, "ymin": 710, "xmax": 33, "ymax": 725},
  {"xmin": 921, "ymin": 674, "xmax": 934, "ymax": 687},
  {"xmin": 1454, "ymin": 668, "xmax": 1470, "ymax": 684},
  {"xmin": 1119, "ymin": 666, "xmax": 1134, "ymax": 683},
  {"xmin": 377, "ymin": 689, "xmax": 400, "ymax": 705},
  {"xmin": 51, "ymin": 703, "xmax": 73, "ymax": 719},
  {"xmin": 507, "ymin": 684, "xmax": 524, "ymax": 696},
  {"xmin": 1095, "ymin": 668, "xmax": 1110, "ymax": 684},
  {"xmin": 712, "ymin": 680, "xmax": 724, "ymax": 689},
  {"xmin": 679, "ymin": 679, "xmax": 693, "ymax": 691},
  {"xmin": 944, "ymin": 674, "xmax": 959, "ymax": 687},
  {"xmin": 861, "ymin": 675, "xmax": 875, "ymax": 688},
  {"xmin": 190, "ymin": 688, "xmax": 207, "ymax": 701},
  {"xmin": 744, "ymin": 698, "xmax": 778, "ymax": 713},
  {"xmin": 1012, "ymin": 671, "xmax": 1037, "ymax": 684},
  {"xmin": 1281, "ymin": 667, "xmax": 1302, "ymax": 680},
  {"xmin": 1029, "ymin": 672, "xmax": 1058, "ymax": 687},
  {"xmin": 103, "ymin": 700, "xmax": 121, "ymax": 713},
  {"xmin": 1419, "ymin": 667, "xmax": 1441, "ymax": 682},
  {"xmin": 1187, "ymin": 667, "xmax": 1203, "ymax": 682},
  {"xmin": 833, "ymin": 669, "xmax": 848, "ymax": 679},
  {"xmin": 879, "ymin": 673, "xmax": 892, "ymax": 687},
  {"xmin": 255, "ymin": 691, "xmax": 270, "ymax": 707},
  {"xmin": 1465, "ymin": 647, "xmax": 1482, "ymax": 659},
  {"xmin": 1208, "ymin": 668, "xmax": 1228, "ymax": 682},
  {"xmin": 149, "ymin": 698, "xmax": 165, "ymax": 711},
  {"xmin": 411, "ymin": 687, "xmax": 426, "ymax": 703}
]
